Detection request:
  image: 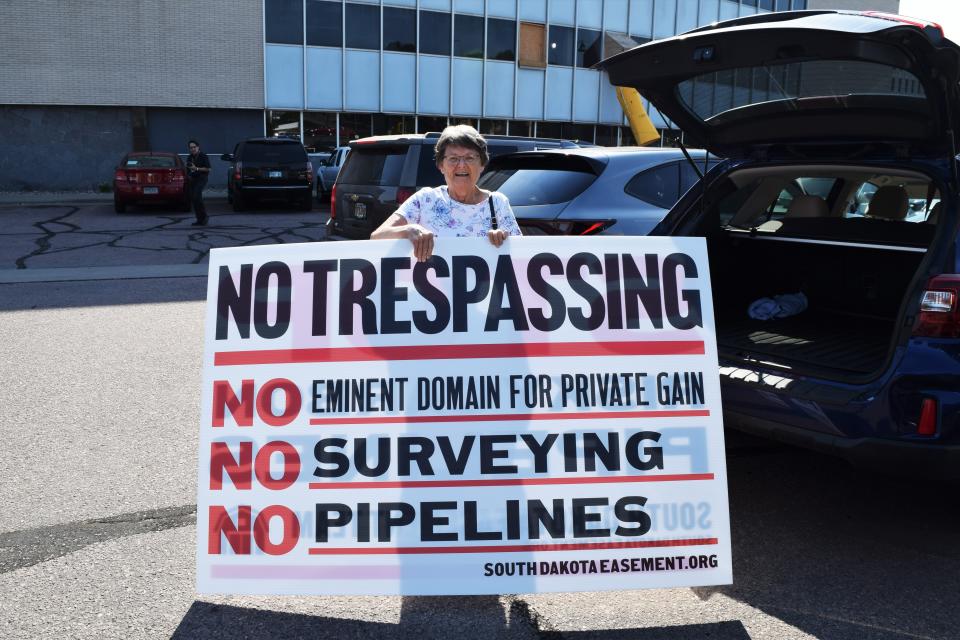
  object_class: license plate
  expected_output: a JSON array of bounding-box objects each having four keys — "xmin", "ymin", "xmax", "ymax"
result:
[
  {"xmin": 143, "ymin": 187, "xmax": 158, "ymax": 194},
  {"xmin": 353, "ymin": 203, "xmax": 367, "ymax": 219},
  {"xmin": 268, "ymin": 170, "xmax": 282, "ymax": 178}
]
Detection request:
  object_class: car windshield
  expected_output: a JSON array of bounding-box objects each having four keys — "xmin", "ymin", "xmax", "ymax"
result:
[
  {"xmin": 677, "ymin": 59, "xmax": 927, "ymax": 123},
  {"xmin": 126, "ymin": 156, "xmax": 176, "ymax": 168},
  {"xmin": 340, "ymin": 147, "xmax": 407, "ymax": 185},
  {"xmin": 244, "ymin": 142, "xmax": 307, "ymax": 163}
]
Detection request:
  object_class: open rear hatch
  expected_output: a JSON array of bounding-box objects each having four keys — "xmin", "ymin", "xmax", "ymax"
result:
[
  {"xmin": 601, "ymin": 11, "xmax": 960, "ymax": 382},
  {"xmin": 601, "ymin": 11, "xmax": 960, "ymax": 158}
]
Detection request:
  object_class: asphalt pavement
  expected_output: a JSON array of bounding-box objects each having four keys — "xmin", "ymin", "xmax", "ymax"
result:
[{"xmin": 2, "ymin": 198, "xmax": 960, "ymax": 639}]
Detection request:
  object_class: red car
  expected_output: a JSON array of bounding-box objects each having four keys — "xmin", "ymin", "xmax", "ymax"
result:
[{"xmin": 113, "ymin": 152, "xmax": 190, "ymax": 213}]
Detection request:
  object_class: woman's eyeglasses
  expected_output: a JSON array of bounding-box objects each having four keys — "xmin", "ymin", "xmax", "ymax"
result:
[{"xmin": 443, "ymin": 155, "xmax": 481, "ymax": 166}]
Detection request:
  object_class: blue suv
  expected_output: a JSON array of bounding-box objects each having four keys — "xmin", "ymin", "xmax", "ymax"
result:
[{"xmin": 604, "ymin": 11, "xmax": 960, "ymax": 477}]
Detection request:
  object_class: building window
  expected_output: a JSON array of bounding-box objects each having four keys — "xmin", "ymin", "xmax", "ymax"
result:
[
  {"xmin": 451, "ymin": 117, "xmax": 478, "ymax": 127},
  {"xmin": 267, "ymin": 110, "xmax": 302, "ymax": 139},
  {"xmin": 384, "ymin": 7, "xmax": 416, "ymax": 53},
  {"xmin": 742, "ymin": 0, "xmax": 758, "ymax": 6},
  {"xmin": 304, "ymin": 112, "xmax": 338, "ymax": 151},
  {"xmin": 265, "ymin": 0, "xmax": 303, "ymax": 45},
  {"xmin": 576, "ymin": 28, "xmax": 602, "ymax": 68},
  {"xmin": 548, "ymin": 25, "xmax": 574, "ymax": 66},
  {"xmin": 487, "ymin": 18, "xmax": 516, "ymax": 62},
  {"xmin": 420, "ymin": 11, "xmax": 451, "ymax": 56},
  {"xmin": 345, "ymin": 3, "xmax": 380, "ymax": 50},
  {"xmin": 605, "ymin": 32, "xmax": 651, "ymax": 58},
  {"xmin": 621, "ymin": 127, "xmax": 636, "ymax": 146},
  {"xmin": 537, "ymin": 121, "xmax": 563, "ymax": 138},
  {"xmin": 510, "ymin": 121, "xmax": 534, "ymax": 137},
  {"xmin": 518, "ymin": 23, "xmax": 546, "ymax": 68},
  {"xmin": 775, "ymin": 0, "xmax": 790, "ymax": 9},
  {"xmin": 759, "ymin": 0, "xmax": 774, "ymax": 9},
  {"xmin": 306, "ymin": 0, "xmax": 341, "ymax": 47},
  {"xmin": 418, "ymin": 116, "xmax": 449, "ymax": 133},
  {"xmin": 479, "ymin": 119, "xmax": 507, "ymax": 135},
  {"xmin": 340, "ymin": 113, "xmax": 373, "ymax": 141},
  {"xmin": 454, "ymin": 14, "xmax": 484, "ymax": 58},
  {"xmin": 373, "ymin": 114, "xmax": 415, "ymax": 135},
  {"xmin": 791, "ymin": 0, "xmax": 807, "ymax": 8},
  {"xmin": 596, "ymin": 125, "xmax": 618, "ymax": 146},
  {"xmin": 565, "ymin": 123, "xmax": 595, "ymax": 143}
]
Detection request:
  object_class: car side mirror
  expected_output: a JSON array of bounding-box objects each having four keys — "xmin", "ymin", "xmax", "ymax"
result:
[{"xmin": 220, "ymin": 153, "xmax": 234, "ymax": 161}]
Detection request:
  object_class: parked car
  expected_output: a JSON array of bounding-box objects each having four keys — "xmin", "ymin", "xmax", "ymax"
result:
[
  {"xmin": 477, "ymin": 147, "xmax": 714, "ymax": 236},
  {"xmin": 113, "ymin": 152, "xmax": 190, "ymax": 213},
  {"xmin": 221, "ymin": 138, "xmax": 313, "ymax": 211},
  {"xmin": 316, "ymin": 146, "xmax": 350, "ymax": 203},
  {"xmin": 327, "ymin": 133, "xmax": 590, "ymax": 239},
  {"xmin": 604, "ymin": 10, "xmax": 960, "ymax": 477}
]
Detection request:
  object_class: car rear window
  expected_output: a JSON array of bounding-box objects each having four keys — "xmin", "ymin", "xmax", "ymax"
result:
[
  {"xmin": 341, "ymin": 146, "xmax": 408, "ymax": 185},
  {"xmin": 415, "ymin": 146, "xmax": 445, "ymax": 187},
  {"xmin": 126, "ymin": 156, "xmax": 176, "ymax": 168},
  {"xmin": 478, "ymin": 155, "xmax": 600, "ymax": 205},
  {"xmin": 678, "ymin": 60, "xmax": 927, "ymax": 123},
  {"xmin": 243, "ymin": 141, "xmax": 307, "ymax": 163}
]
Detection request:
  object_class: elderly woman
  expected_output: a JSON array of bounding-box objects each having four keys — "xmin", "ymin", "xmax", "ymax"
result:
[{"xmin": 371, "ymin": 125, "xmax": 521, "ymax": 261}]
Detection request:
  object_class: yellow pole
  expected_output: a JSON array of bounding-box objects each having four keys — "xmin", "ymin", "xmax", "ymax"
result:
[{"xmin": 615, "ymin": 86, "xmax": 660, "ymax": 146}]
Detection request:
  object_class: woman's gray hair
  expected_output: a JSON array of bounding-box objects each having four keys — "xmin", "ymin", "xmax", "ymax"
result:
[{"xmin": 434, "ymin": 125, "xmax": 489, "ymax": 166}]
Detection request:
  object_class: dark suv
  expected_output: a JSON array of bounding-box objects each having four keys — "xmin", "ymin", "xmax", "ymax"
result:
[
  {"xmin": 604, "ymin": 10, "xmax": 960, "ymax": 477},
  {"xmin": 326, "ymin": 133, "xmax": 589, "ymax": 239},
  {"xmin": 222, "ymin": 138, "xmax": 313, "ymax": 211}
]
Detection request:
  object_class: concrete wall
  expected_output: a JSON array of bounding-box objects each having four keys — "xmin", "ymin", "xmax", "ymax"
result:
[
  {"xmin": 0, "ymin": 105, "xmax": 260, "ymax": 190},
  {"xmin": 0, "ymin": 0, "xmax": 263, "ymax": 108},
  {"xmin": 0, "ymin": 106, "xmax": 134, "ymax": 191}
]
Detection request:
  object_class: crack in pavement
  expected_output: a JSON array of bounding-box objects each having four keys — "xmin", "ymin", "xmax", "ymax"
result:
[
  {"xmin": 11, "ymin": 207, "xmax": 327, "ymax": 269},
  {"xmin": 0, "ymin": 504, "xmax": 196, "ymax": 574},
  {"xmin": 15, "ymin": 206, "xmax": 81, "ymax": 269}
]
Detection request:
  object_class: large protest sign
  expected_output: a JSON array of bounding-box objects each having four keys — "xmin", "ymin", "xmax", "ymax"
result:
[{"xmin": 196, "ymin": 237, "xmax": 732, "ymax": 595}]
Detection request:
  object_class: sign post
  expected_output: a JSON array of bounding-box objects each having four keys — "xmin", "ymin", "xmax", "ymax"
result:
[{"xmin": 196, "ymin": 237, "xmax": 732, "ymax": 595}]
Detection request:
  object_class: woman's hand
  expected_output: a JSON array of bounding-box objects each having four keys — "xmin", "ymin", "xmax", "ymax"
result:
[
  {"xmin": 487, "ymin": 228, "xmax": 509, "ymax": 248},
  {"xmin": 406, "ymin": 224, "xmax": 435, "ymax": 262}
]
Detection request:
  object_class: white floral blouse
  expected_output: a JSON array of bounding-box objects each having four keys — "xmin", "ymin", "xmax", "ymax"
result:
[{"xmin": 396, "ymin": 186, "xmax": 522, "ymax": 237}]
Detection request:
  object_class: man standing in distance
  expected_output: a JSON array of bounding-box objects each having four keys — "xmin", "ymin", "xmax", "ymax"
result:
[{"xmin": 186, "ymin": 140, "xmax": 211, "ymax": 226}]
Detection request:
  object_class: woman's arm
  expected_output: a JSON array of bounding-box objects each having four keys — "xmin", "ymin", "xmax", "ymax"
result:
[{"xmin": 371, "ymin": 213, "xmax": 435, "ymax": 262}]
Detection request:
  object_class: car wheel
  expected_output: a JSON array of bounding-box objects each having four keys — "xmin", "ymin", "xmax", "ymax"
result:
[
  {"xmin": 232, "ymin": 193, "xmax": 246, "ymax": 212},
  {"xmin": 114, "ymin": 199, "xmax": 126, "ymax": 214}
]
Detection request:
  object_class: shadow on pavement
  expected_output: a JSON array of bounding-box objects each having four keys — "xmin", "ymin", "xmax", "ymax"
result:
[
  {"xmin": 170, "ymin": 600, "xmax": 750, "ymax": 639},
  {"xmin": 698, "ymin": 440, "xmax": 960, "ymax": 640},
  {"xmin": 0, "ymin": 276, "xmax": 209, "ymax": 311}
]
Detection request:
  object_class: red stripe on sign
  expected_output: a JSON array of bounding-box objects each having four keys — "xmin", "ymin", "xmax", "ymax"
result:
[
  {"xmin": 214, "ymin": 340, "xmax": 705, "ymax": 366},
  {"xmin": 308, "ymin": 538, "xmax": 719, "ymax": 555},
  {"xmin": 308, "ymin": 473, "xmax": 713, "ymax": 490},
  {"xmin": 309, "ymin": 409, "xmax": 710, "ymax": 426}
]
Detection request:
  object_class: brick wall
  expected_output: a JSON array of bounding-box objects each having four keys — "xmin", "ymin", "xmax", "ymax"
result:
[{"xmin": 0, "ymin": 0, "xmax": 263, "ymax": 108}]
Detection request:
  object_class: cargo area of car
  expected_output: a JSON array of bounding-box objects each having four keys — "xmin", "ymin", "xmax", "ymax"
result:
[{"xmin": 699, "ymin": 166, "xmax": 940, "ymax": 379}]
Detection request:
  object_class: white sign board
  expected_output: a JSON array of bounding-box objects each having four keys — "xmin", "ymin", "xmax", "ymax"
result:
[{"xmin": 196, "ymin": 237, "xmax": 732, "ymax": 595}]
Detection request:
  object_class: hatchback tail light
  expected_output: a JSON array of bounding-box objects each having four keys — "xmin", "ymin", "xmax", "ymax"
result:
[
  {"xmin": 913, "ymin": 275, "xmax": 960, "ymax": 338},
  {"xmin": 518, "ymin": 220, "xmax": 614, "ymax": 236},
  {"xmin": 305, "ymin": 162, "xmax": 314, "ymax": 184},
  {"xmin": 171, "ymin": 171, "xmax": 185, "ymax": 183},
  {"xmin": 330, "ymin": 183, "xmax": 337, "ymax": 219},
  {"xmin": 234, "ymin": 161, "xmax": 243, "ymax": 181},
  {"xmin": 396, "ymin": 187, "xmax": 415, "ymax": 205},
  {"xmin": 917, "ymin": 397, "xmax": 938, "ymax": 436},
  {"xmin": 114, "ymin": 169, "xmax": 127, "ymax": 182}
]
